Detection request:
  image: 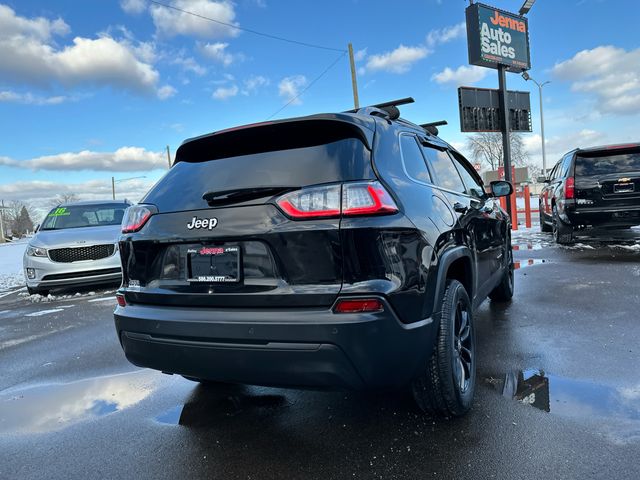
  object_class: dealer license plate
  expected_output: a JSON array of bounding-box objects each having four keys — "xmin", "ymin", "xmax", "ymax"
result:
[{"xmin": 187, "ymin": 245, "xmax": 240, "ymax": 283}]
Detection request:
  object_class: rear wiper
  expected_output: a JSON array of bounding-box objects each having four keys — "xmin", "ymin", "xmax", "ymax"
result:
[{"xmin": 202, "ymin": 186, "xmax": 298, "ymax": 206}]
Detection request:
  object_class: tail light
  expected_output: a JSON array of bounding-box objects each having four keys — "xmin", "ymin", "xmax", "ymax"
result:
[
  {"xmin": 276, "ymin": 184, "xmax": 341, "ymax": 218},
  {"xmin": 565, "ymin": 177, "xmax": 575, "ymax": 200},
  {"xmin": 116, "ymin": 293, "xmax": 126, "ymax": 307},
  {"xmin": 122, "ymin": 204, "xmax": 158, "ymax": 233},
  {"xmin": 276, "ymin": 181, "xmax": 398, "ymax": 219},
  {"xmin": 334, "ymin": 298, "xmax": 384, "ymax": 313},
  {"xmin": 342, "ymin": 182, "xmax": 398, "ymax": 216}
]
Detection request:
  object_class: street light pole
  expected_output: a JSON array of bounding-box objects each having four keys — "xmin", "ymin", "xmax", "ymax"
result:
[
  {"xmin": 522, "ymin": 73, "xmax": 550, "ymax": 176},
  {"xmin": 112, "ymin": 176, "xmax": 146, "ymax": 201}
]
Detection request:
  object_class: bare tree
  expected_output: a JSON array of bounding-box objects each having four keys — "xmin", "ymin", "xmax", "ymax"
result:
[
  {"xmin": 466, "ymin": 132, "xmax": 531, "ymax": 171},
  {"xmin": 50, "ymin": 193, "xmax": 79, "ymax": 207}
]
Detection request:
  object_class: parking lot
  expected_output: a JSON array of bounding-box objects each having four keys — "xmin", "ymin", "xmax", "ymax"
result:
[{"xmin": 0, "ymin": 227, "xmax": 638, "ymax": 480}]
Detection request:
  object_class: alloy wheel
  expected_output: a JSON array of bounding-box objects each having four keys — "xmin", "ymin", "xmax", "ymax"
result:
[{"xmin": 453, "ymin": 302, "xmax": 473, "ymax": 393}]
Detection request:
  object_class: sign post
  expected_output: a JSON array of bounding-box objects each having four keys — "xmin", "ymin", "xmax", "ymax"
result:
[{"xmin": 465, "ymin": 1, "xmax": 531, "ymax": 224}]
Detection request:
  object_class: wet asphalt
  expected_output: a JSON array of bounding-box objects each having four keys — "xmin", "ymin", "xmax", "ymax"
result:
[{"xmin": 0, "ymin": 228, "xmax": 639, "ymax": 480}]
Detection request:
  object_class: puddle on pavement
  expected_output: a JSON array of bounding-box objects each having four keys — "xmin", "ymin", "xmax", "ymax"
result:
[
  {"xmin": 514, "ymin": 259, "xmax": 547, "ymax": 270},
  {"xmin": 0, "ymin": 370, "xmax": 161, "ymax": 434},
  {"xmin": 512, "ymin": 243, "xmax": 543, "ymax": 251},
  {"xmin": 485, "ymin": 369, "xmax": 640, "ymax": 442}
]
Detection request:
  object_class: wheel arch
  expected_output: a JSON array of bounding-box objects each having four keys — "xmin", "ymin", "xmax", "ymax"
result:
[{"xmin": 432, "ymin": 246, "xmax": 474, "ymax": 315}]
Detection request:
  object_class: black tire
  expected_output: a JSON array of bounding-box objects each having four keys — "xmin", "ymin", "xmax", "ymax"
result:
[
  {"xmin": 411, "ymin": 279, "xmax": 476, "ymax": 417},
  {"xmin": 540, "ymin": 207, "xmax": 552, "ymax": 232},
  {"xmin": 552, "ymin": 205, "xmax": 573, "ymax": 244},
  {"xmin": 27, "ymin": 286, "xmax": 49, "ymax": 296},
  {"xmin": 489, "ymin": 245, "xmax": 514, "ymax": 302}
]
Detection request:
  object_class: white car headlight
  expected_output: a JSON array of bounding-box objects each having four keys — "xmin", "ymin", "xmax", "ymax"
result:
[{"xmin": 26, "ymin": 245, "xmax": 48, "ymax": 257}]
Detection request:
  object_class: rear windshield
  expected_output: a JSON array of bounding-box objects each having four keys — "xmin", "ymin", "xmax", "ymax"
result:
[
  {"xmin": 143, "ymin": 138, "xmax": 373, "ymax": 212},
  {"xmin": 575, "ymin": 149, "xmax": 640, "ymax": 176},
  {"xmin": 41, "ymin": 204, "xmax": 129, "ymax": 230}
]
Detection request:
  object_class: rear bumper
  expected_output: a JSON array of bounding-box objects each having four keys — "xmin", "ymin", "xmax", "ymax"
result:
[
  {"xmin": 114, "ymin": 298, "xmax": 437, "ymax": 390},
  {"xmin": 566, "ymin": 203, "xmax": 640, "ymax": 227}
]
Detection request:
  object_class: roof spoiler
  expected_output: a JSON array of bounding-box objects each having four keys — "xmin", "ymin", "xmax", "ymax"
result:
[{"xmin": 346, "ymin": 97, "xmax": 415, "ymax": 120}]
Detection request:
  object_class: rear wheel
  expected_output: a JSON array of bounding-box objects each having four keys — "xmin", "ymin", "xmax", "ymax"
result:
[
  {"xmin": 411, "ymin": 279, "xmax": 475, "ymax": 417},
  {"xmin": 552, "ymin": 205, "xmax": 573, "ymax": 244},
  {"xmin": 489, "ymin": 246, "xmax": 514, "ymax": 302}
]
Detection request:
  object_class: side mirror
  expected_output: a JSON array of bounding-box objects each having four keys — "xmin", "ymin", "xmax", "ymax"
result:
[
  {"xmin": 490, "ymin": 180, "xmax": 513, "ymax": 198},
  {"xmin": 536, "ymin": 175, "xmax": 550, "ymax": 184}
]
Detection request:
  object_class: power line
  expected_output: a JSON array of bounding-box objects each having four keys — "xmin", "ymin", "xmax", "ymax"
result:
[
  {"xmin": 147, "ymin": 0, "xmax": 347, "ymax": 53},
  {"xmin": 266, "ymin": 51, "xmax": 347, "ymax": 120}
]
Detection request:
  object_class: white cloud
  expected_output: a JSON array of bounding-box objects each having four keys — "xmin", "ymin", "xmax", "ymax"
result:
[
  {"xmin": 199, "ymin": 42, "xmax": 239, "ymax": 66},
  {"xmin": 523, "ymin": 130, "xmax": 607, "ymax": 167},
  {"xmin": 172, "ymin": 55, "xmax": 207, "ymax": 76},
  {"xmin": 552, "ymin": 46, "xmax": 640, "ymax": 115},
  {"xmin": 365, "ymin": 45, "xmax": 429, "ymax": 74},
  {"xmin": 0, "ymin": 5, "xmax": 163, "ymax": 96},
  {"xmin": 278, "ymin": 75, "xmax": 307, "ymax": 105},
  {"xmin": 432, "ymin": 65, "xmax": 487, "ymax": 85},
  {"xmin": 0, "ymin": 147, "xmax": 167, "ymax": 172},
  {"xmin": 0, "ymin": 178, "xmax": 159, "ymax": 203},
  {"xmin": 0, "ymin": 4, "xmax": 69, "ymax": 40},
  {"xmin": 426, "ymin": 22, "xmax": 466, "ymax": 47},
  {"xmin": 354, "ymin": 48, "xmax": 367, "ymax": 62},
  {"xmin": 157, "ymin": 85, "xmax": 177, "ymax": 100},
  {"xmin": 150, "ymin": 0, "xmax": 239, "ymax": 39},
  {"xmin": 0, "ymin": 90, "xmax": 70, "ymax": 105},
  {"xmin": 120, "ymin": 0, "xmax": 147, "ymax": 15},
  {"xmin": 212, "ymin": 84, "xmax": 239, "ymax": 100},
  {"xmin": 242, "ymin": 75, "xmax": 269, "ymax": 95}
]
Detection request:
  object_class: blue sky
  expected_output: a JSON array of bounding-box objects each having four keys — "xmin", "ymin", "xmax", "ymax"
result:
[{"xmin": 1, "ymin": 0, "xmax": 639, "ymax": 208}]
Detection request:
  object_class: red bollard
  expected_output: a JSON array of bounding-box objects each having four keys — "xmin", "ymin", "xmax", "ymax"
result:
[
  {"xmin": 524, "ymin": 185, "xmax": 532, "ymax": 228},
  {"xmin": 510, "ymin": 191, "xmax": 518, "ymax": 230},
  {"xmin": 500, "ymin": 196, "xmax": 507, "ymax": 211}
]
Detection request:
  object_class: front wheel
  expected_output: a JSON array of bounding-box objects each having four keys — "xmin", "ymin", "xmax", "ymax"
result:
[
  {"xmin": 540, "ymin": 206, "xmax": 552, "ymax": 233},
  {"xmin": 489, "ymin": 246, "xmax": 514, "ymax": 302},
  {"xmin": 411, "ymin": 279, "xmax": 476, "ymax": 417}
]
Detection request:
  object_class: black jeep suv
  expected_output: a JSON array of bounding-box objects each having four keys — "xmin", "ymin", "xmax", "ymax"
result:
[
  {"xmin": 539, "ymin": 143, "xmax": 640, "ymax": 243},
  {"xmin": 114, "ymin": 99, "xmax": 514, "ymax": 417}
]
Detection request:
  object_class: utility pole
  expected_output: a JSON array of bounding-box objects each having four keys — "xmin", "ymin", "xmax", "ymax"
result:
[
  {"xmin": 348, "ymin": 43, "xmax": 360, "ymax": 109},
  {"xmin": 498, "ymin": 64, "xmax": 513, "ymax": 220},
  {"xmin": 0, "ymin": 201, "xmax": 6, "ymax": 243},
  {"xmin": 112, "ymin": 176, "xmax": 116, "ymax": 201},
  {"xmin": 166, "ymin": 145, "xmax": 172, "ymax": 169},
  {"xmin": 538, "ymin": 83, "xmax": 547, "ymax": 176}
]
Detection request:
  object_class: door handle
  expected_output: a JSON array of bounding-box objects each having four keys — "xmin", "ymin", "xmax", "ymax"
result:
[{"xmin": 453, "ymin": 202, "xmax": 468, "ymax": 214}]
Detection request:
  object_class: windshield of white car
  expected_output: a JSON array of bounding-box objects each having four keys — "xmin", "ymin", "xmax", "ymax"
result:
[{"xmin": 40, "ymin": 204, "xmax": 128, "ymax": 231}]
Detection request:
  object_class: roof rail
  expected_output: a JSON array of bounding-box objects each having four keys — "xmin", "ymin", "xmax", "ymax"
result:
[
  {"xmin": 346, "ymin": 97, "xmax": 415, "ymax": 120},
  {"xmin": 420, "ymin": 120, "xmax": 448, "ymax": 136}
]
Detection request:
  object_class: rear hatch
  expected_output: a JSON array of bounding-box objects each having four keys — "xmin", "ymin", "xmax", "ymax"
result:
[
  {"xmin": 120, "ymin": 117, "xmax": 377, "ymax": 308},
  {"xmin": 574, "ymin": 145, "xmax": 640, "ymax": 211}
]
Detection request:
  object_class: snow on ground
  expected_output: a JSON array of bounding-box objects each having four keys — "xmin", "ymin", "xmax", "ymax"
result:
[
  {"xmin": 512, "ymin": 225, "xmax": 640, "ymax": 252},
  {"xmin": 17, "ymin": 291, "xmax": 98, "ymax": 303},
  {"xmin": 0, "ymin": 239, "xmax": 28, "ymax": 292}
]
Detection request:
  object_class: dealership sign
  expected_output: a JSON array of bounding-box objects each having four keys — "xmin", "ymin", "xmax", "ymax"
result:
[{"xmin": 466, "ymin": 3, "xmax": 531, "ymax": 72}]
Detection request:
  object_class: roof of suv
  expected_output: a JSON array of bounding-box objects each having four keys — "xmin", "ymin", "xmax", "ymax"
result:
[
  {"xmin": 175, "ymin": 98, "xmax": 451, "ymax": 165},
  {"xmin": 57, "ymin": 200, "xmax": 131, "ymax": 208},
  {"xmin": 576, "ymin": 143, "xmax": 640, "ymax": 154}
]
